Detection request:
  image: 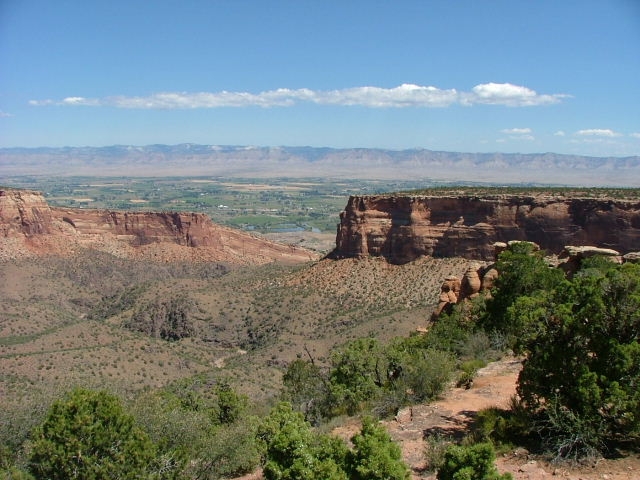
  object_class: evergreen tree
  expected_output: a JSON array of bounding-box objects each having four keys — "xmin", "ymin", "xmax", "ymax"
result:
[{"xmin": 29, "ymin": 388, "xmax": 157, "ymax": 480}]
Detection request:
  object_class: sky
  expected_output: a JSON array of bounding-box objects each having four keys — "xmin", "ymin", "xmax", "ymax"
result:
[{"xmin": 1, "ymin": 0, "xmax": 639, "ymax": 156}]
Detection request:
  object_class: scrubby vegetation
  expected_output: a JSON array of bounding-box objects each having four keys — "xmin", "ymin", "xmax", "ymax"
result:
[
  {"xmin": 437, "ymin": 442, "xmax": 512, "ymax": 480},
  {"xmin": 477, "ymin": 243, "xmax": 640, "ymax": 461},
  {"xmin": 279, "ymin": 296, "xmax": 506, "ymax": 426},
  {"xmin": 1, "ymin": 238, "xmax": 639, "ymax": 477},
  {"xmin": 125, "ymin": 296, "xmax": 197, "ymax": 340},
  {"xmin": 29, "ymin": 388, "xmax": 160, "ymax": 479}
]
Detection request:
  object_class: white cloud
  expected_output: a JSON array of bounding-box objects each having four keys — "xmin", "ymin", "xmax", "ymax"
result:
[
  {"xmin": 28, "ymin": 99, "xmax": 54, "ymax": 106},
  {"xmin": 500, "ymin": 127, "xmax": 534, "ymax": 141},
  {"xmin": 28, "ymin": 83, "xmax": 568, "ymax": 110},
  {"xmin": 630, "ymin": 132, "xmax": 640, "ymax": 139},
  {"xmin": 61, "ymin": 96, "xmax": 101, "ymax": 106},
  {"xmin": 315, "ymin": 84, "xmax": 459, "ymax": 107},
  {"xmin": 501, "ymin": 128, "xmax": 532, "ymax": 135},
  {"xmin": 0, "ymin": 111, "xmax": 13, "ymax": 118},
  {"xmin": 554, "ymin": 130, "xmax": 566, "ymax": 136},
  {"xmin": 463, "ymin": 83, "xmax": 568, "ymax": 106},
  {"xmin": 576, "ymin": 129, "xmax": 622, "ymax": 137}
]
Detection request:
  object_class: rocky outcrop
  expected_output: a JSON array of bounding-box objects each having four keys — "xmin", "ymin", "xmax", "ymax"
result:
[
  {"xmin": 0, "ymin": 188, "xmax": 318, "ymax": 264},
  {"xmin": 334, "ymin": 194, "xmax": 640, "ymax": 263},
  {"xmin": 56, "ymin": 208, "xmax": 218, "ymax": 248},
  {"xmin": 430, "ymin": 241, "xmax": 639, "ymax": 320},
  {"xmin": 432, "ymin": 262, "xmax": 498, "ymax": 320},
  {"xmin": 0, "ymin": 189, "xmax": 55, "ymax": 236},
  {"xmin": 557, "ymin": 245, "xmax": 623, "ymax": 275}
]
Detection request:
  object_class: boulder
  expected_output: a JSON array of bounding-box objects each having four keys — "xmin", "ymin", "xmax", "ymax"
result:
[
  {"xmin": 559, "ymin": 245, "xmax": 622, "ymax": 275},
  {"xmin": 460, "ymin": 263, "xmax": 482, "ymax": 299},
  {"xmin": 624, "ymin": 252, "xmax": 640, "ymax": 263}
]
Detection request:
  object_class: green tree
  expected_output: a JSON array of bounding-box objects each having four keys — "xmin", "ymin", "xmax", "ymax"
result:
[
  {"xmin": 258, "ymin": 404, "xmax": 409, "ymax": 480},
  {"xmin": 347, "ymin": 417, "xmax": 410, "ymax": 480},
  {"xmin": 515, "ymin": 262, "xmax": 640, "ymax": 457},
  {"xmin": 257, "ymin": 402, "xmax": 348, "ymax": 480},
  {"xmin": 214, "ymin": 380, "xmax": 248, "ymax": 425},
  {"xmin": 481, "ymin": 242, "xmax": 565, "ymax": 347},
  {"xmin": 131, "ymin": 379, "xmax": 258, "ymax": 480},
  {"xmin": 29, "ymin": 388, "xmax": 157, "ymax": 480},
  {"xmin": 329, "ymin": 338, "xmax": 387, "ymax": 415},
  {"xmin": 437, "ymin": 442, "xmax": 512, "ymax": 480},
  {"xmin": 282, "ymin": 358, "xmax": 330, "ymax": 423}
]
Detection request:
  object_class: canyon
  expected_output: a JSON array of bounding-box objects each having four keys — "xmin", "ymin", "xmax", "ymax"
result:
[
  {"xmin": 0, "ymin": 188, "xmax": 317, "ymax": 264},
  {"xmin": 3, "ymin": 187, "xmax": 640, "ymax": 266},
  {"xmin": 333, "ymin": 193, "xmax": 640, "ymax": 263}
]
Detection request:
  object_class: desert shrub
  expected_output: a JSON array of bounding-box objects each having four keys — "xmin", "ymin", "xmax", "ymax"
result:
[
  {"xmin": 470, "ymin": 400, "xmax": 533, "ymax": 450},
  {"xmin": 0, "ymin": 394, "xmax": 51, "ymax": 472},
  {"xmin": 404, "ymin": 348, "xmax": 455, "ymax": 402},
  {"xmin": 192, "ymin": 418, "xmax": 262, "ymax": 479},
  {"xmin": 437, "ymin": 442, "xmax": 512, "ymax": 480},
  {"xmin": 0, "ymin": 468, "xmax": 34, "ymax": 480},
  {"xmin": 326, "ymin": 335, "xmax": 456, "ymax": 420},
  {"xmin": 347, "ymin": 417, "xmax": 410, "ymax": 480},
  {"xmin": 535, "ymin": 396, "xmax": 605, "ymax": 461},
  {"xmin": 472, "ymin": 408, "xmax": 511, "ymax": 445},
  {"xmin": 131, "ymin": 389, "xmax": 206, "ymax": 465},
  {"xmin": 257, "ymin": 402, "xmax": 348, "ymax": 480},
  {"xmin": 131, "ymin": 379, "xmax": 259, "ymax": 479},
  {"xmin": 456, "ymin": 359, "xmax": 486, "ymax": 388},
  {"xmin": 258, "ymin": 404, "xmax": 409, "ymax": 480},
  {"xmin": 424, "ymin": 433, "xmax": 454, "ymax": 473},
  {"xmin": 421, "ymin": 311, "xmax": 473, "ymax": 354},
  {"xmin": 328, "ymin": 338, "xmax": 388, "ymax": 415},
  {"xmin": 29, "ymin": 388, "xmax": 159, "ymax": 480},
  {"xmin": 282, "ymin": 359, "xmax": 331, "ymax": 424},
  {"xmin": 458, "ymin": 331, "xmax": 496, "ymax": 362},
  {"xmin": 371, "ymin": 386, "xmax": 408, "ymax": 420}
]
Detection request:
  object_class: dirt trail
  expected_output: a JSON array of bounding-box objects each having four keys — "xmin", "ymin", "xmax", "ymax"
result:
[
  {"xmin": 382, "ymin": 357, "xmax": 638, "ymax": 480},
  {"xmin": 383, "ymin": 356, "xmax": 521, "ymax": 477},
  {"xmin": 239, "ymin": 356, "xmax": 638, "ymax": 480}
]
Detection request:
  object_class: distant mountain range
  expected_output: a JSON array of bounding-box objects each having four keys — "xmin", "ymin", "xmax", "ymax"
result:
[{"xmin": 1, "ymin": 144, "xmax": 639, "ymax": 186}]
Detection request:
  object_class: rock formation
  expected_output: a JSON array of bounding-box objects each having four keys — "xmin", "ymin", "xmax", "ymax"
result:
[
  {"xmin": 431, "ymin": 262, "xmax": 498, "ymax": 320},
  {"xmin": 333, "ymin": 194, "xmax": 640, "ymax": 264},
  {"xmin": 433, "ymin": 275, "xmax": 462, "ymax": 318},
  {"xmin": 0, "ymin": 188, "xmax": 318, "ymax": 264},
  {"xmin": 557, "ymin": 245, "xmax": 623, "ymax": 275},
  {"xmin": 430, "ymin": 241, "xmax": 640, "ymax": 320}
]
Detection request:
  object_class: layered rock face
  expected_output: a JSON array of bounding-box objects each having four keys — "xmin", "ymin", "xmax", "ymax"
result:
[
  {"xmin": 0, "ymin": 188, "xmax": 55, "ymax": 236},
  {"xmin": 0, "ymin": 189, "xmax": 317, "ymax": 264},
  {"xmin": 334, "ymin": 195, "xmax": 640, "ymax": 263},
  {"xmin": 56, "ymin": 209, "xmax": 217, "ymax": 248}
]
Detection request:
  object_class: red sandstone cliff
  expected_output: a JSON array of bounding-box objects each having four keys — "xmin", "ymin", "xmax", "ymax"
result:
[
  {"xmin": 0, "ymin": 188, "xmax": 318, "ymax": 264},
  {"xmin": 333, "ymin": 194, "xmax": 640, "ymax": 263}
]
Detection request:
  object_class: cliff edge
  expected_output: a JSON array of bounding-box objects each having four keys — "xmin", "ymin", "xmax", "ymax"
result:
[
  {"xmin": 0, "ymin": 188, "xmax": 318, "ymax": 264},
  {"xmin": 333, "ymin": 194, "xmax": 640, "ymax": 263}
]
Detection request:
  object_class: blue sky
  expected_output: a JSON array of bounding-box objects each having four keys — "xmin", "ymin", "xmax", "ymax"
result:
[{"xmin": 1, "ymin": 0, "xmax": 639, "ymax": 156}]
